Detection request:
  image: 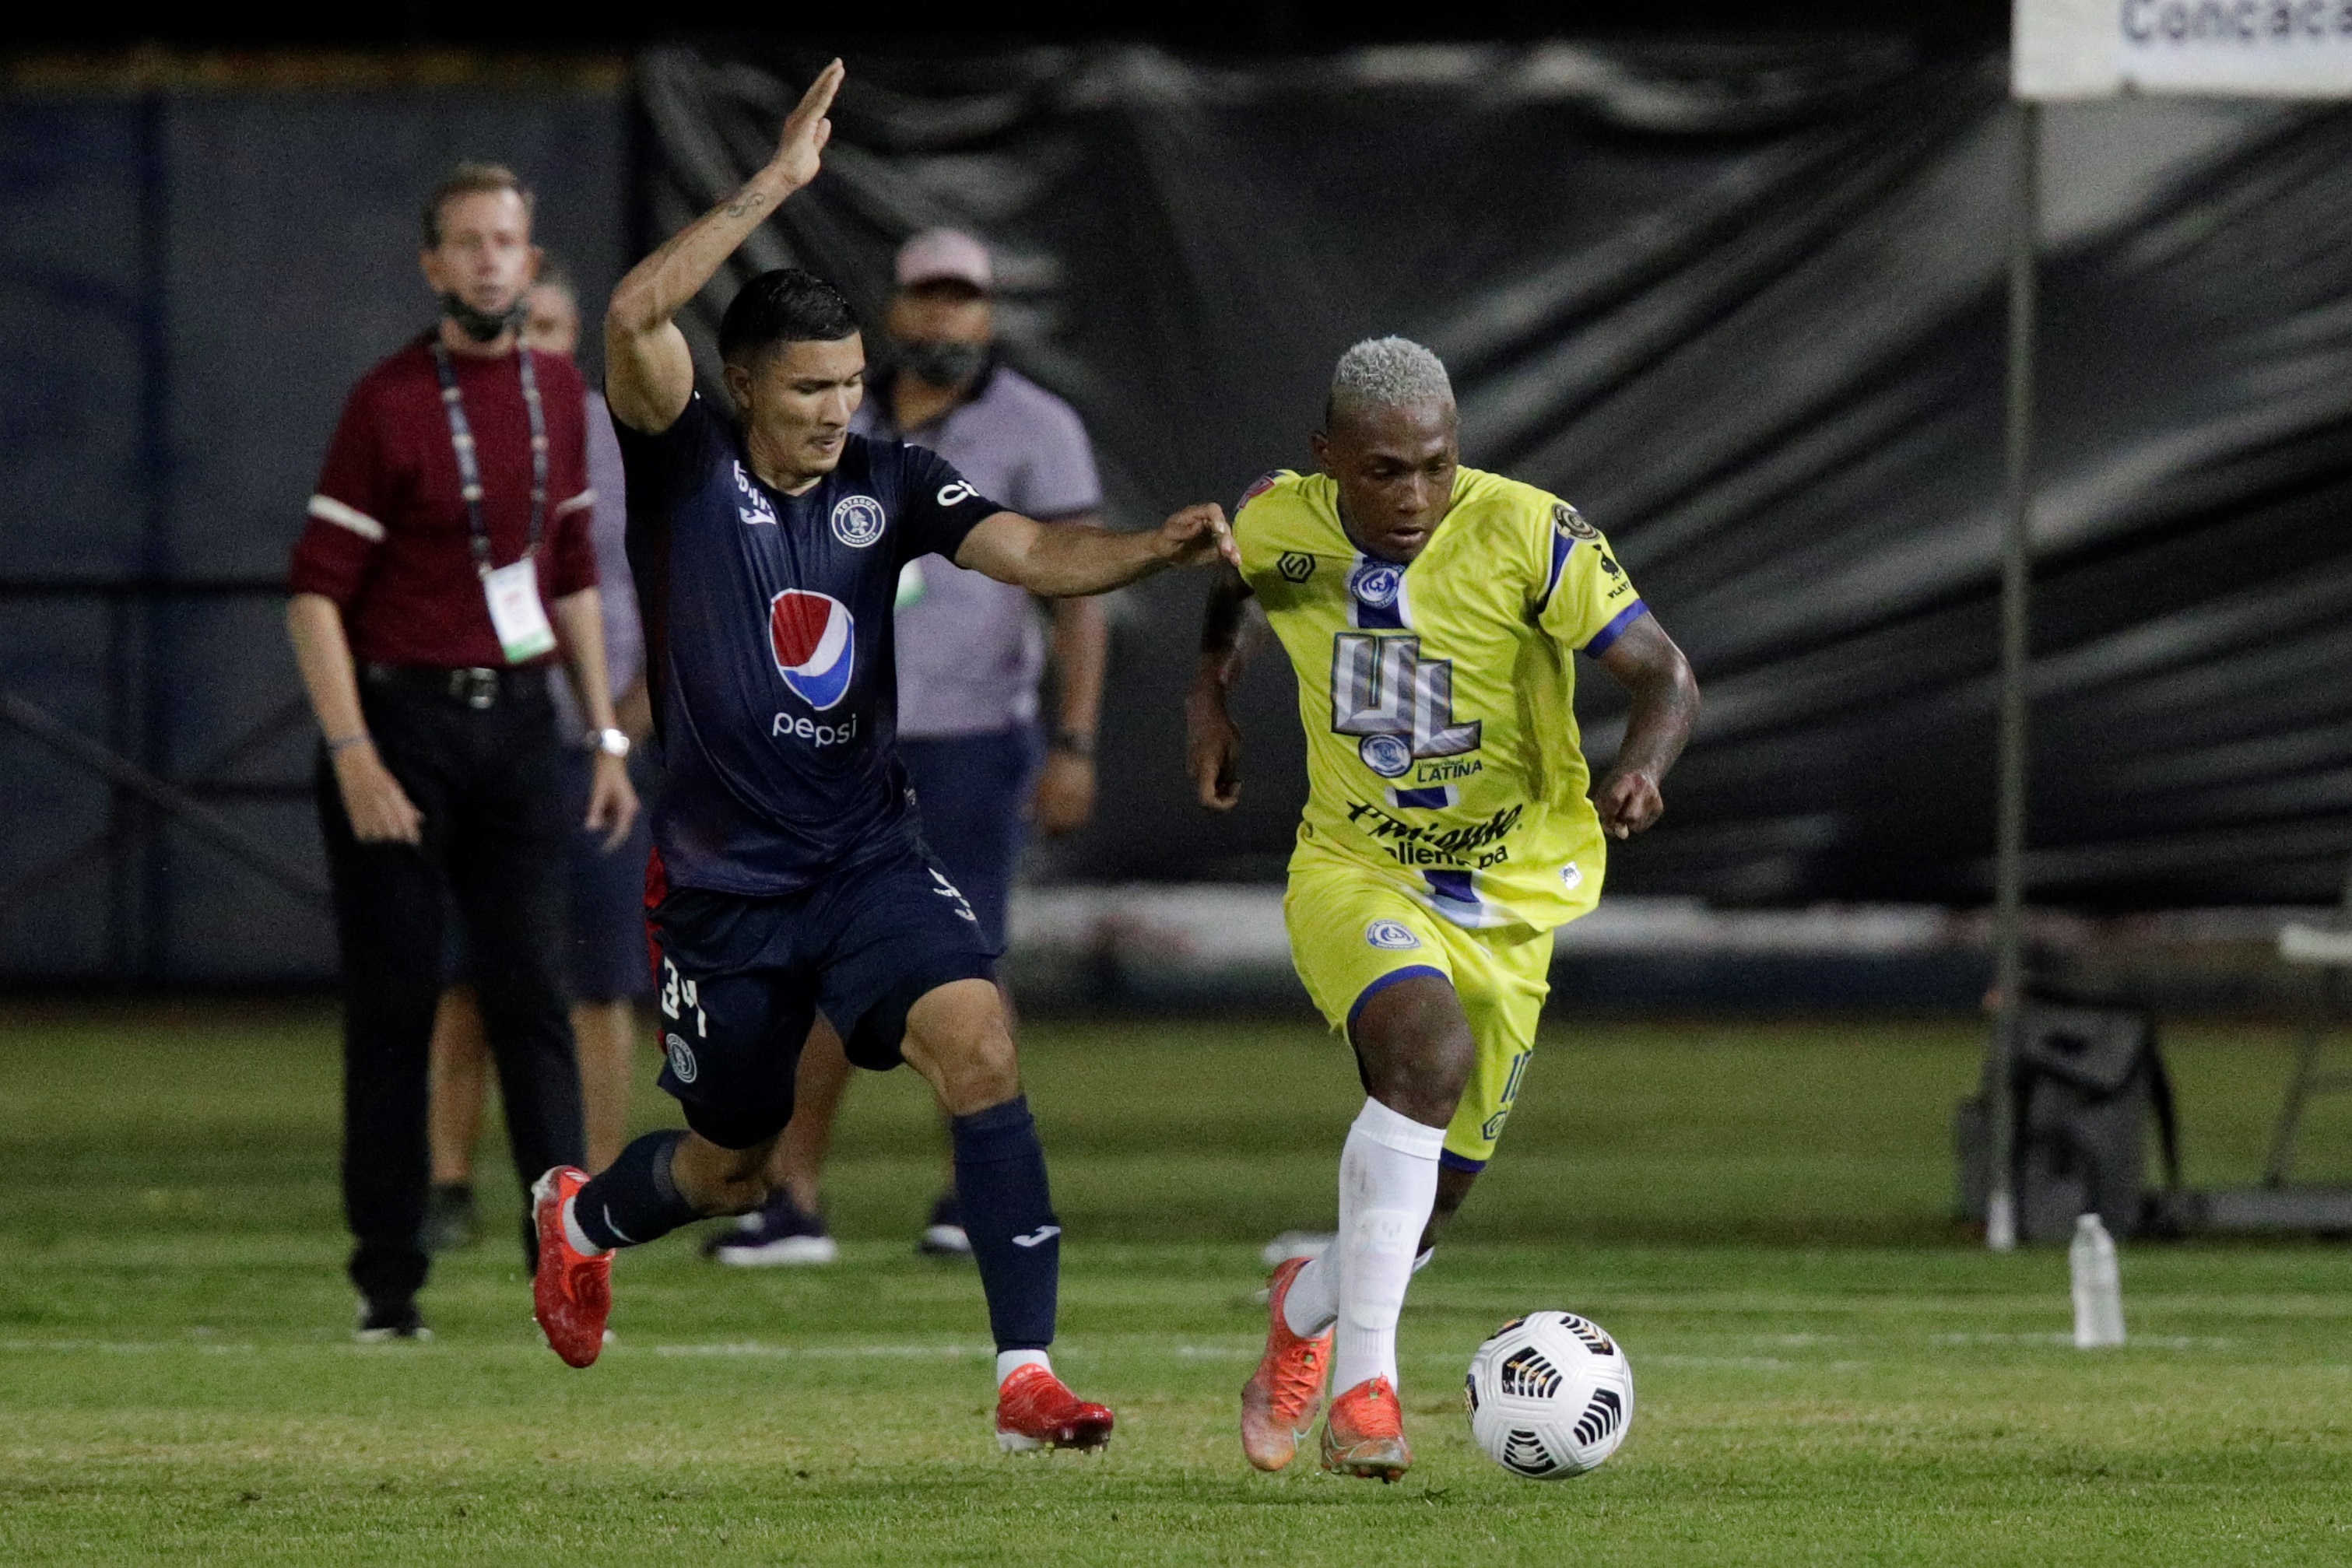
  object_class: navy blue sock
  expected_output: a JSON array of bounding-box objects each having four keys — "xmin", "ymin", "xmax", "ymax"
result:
[
  {"xmin": 572, "ymin": 1131, "xmax": 701, "ymax": 1251},
  {"xmin": 952, "ymin": 1096, "xmax": 1058, "ymax": 1352}
]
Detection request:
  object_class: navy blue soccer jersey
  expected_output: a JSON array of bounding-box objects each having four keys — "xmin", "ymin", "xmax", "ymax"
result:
[{"xmin": 616, "ymin": 391, "xmax": 1003, "ymax": 896}]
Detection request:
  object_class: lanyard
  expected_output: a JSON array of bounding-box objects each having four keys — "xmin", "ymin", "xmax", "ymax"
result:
[{"xmin": 430, "ymin": 339, "xmax": 548, "ymax": 579}]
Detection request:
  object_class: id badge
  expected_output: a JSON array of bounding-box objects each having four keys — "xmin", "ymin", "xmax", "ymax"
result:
[{"xmin": 483, "ymin": 558, "xmax": 557, "ymax": 663}]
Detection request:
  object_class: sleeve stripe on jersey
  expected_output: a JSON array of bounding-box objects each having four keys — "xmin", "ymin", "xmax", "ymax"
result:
[
  {"xmin": 1535, "ymin": 528, "xmax": 1575, "ymax": 616},
  {"xmin": 554, "ymin": 489, "xmax": 597, "ymax": 518},
  {"xmin": 307, "ymin": 494, "xmax": 384, "ymax": 543},
  {"xmin": 1583, "ymin": 598, "xmax": 1650, "ymax": 658}
]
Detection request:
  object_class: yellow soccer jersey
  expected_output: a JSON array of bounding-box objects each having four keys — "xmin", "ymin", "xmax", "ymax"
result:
[{"xmin": 1235, "ymin": 466, "xmax": 1647, "ymax": 936}]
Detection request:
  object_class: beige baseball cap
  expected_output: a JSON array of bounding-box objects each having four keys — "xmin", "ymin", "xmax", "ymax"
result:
[{"xmin": 895, "ymin": 227, "xmax": 993, "ymax": 293}]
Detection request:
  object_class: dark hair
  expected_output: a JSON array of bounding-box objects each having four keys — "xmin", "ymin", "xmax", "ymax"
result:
[
  {"xmin": 423, "ymin": 162, "xmax": 534, "ymax": 248},
  {"xmin": 719, "ymin": 268, "xmax": 860, "ymax": 367}
]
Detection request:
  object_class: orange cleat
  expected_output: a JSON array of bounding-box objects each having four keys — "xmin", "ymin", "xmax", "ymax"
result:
[
  {"xmin": 531, "ymin": 1166, "xmax": 611, "ymax": 1369},
  {"xmin": 1240, "ymin": 1256, "xmax": 1334, "ymax": 1471},
  {"xmin": 995, "ymin": 1363, "xmax": 1115, "ymax": 1453},
  {"xmin": 1321, "ymin": 1376, "xmax": 1411, "ymax": 1482}
]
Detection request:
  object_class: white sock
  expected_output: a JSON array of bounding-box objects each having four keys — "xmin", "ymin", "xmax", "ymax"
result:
[
  {"xmin": 1285, "ymin": 1243, "xmax": 1433, "ymax": 1338},
  {"xmin": 560, "ymin": 1195, "xmax": 610, "ymax": 1258},
  {"xmin": 1329, "ymin": 1098, "xmax": 1445, "ymax": 1397},
  {"xmin": 996, "ymin": 1349, "xmax": 1051, "ymax": 1387}
]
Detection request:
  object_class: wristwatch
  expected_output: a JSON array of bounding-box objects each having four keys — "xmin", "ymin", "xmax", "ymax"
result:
[{"xmin": 591, "ymin": 728, "xmax": 631, "ymax": 759}]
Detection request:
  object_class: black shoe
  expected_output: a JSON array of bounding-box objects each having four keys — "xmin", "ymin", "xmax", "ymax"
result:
[
  {"xmin": 354, "ymin": 1296, "xmax": 432, "ymax": 1343},
  {"xmin": 420, "ymin": 1182, "xmax": 476, "ymax": 1254},
  {"xmin": 918, "ymin": 1190, "xmax": 972, "ymax": 1257},
  {"xmin": 703, "ymin": 1190, "xmax": 839, "ymax": 1266}
]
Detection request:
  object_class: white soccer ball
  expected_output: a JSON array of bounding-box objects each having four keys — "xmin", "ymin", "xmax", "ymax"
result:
[{"xmin": 1464, "ymin": 1310, "xmax": 1634, "ymax": 1479}]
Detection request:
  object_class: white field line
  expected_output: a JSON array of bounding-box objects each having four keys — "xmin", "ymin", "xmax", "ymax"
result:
[{"xmin": 0, "ymin": 1332, "xmax": 2254, "ymax": 1358}]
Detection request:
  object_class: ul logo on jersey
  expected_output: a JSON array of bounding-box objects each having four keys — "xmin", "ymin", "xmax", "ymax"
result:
[
  {"xmin": 1329, "ymin": 633, "xmax": 1480, "ymax": 778},
  {"xmin": 770, "ymin": 590, "xmax": 856, "ymax": 710}
]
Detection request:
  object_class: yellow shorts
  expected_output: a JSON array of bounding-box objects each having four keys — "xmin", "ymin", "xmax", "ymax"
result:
[{"xmin": 1283, "ymin": 851, "xmax": 1553, "ymax": 1172}]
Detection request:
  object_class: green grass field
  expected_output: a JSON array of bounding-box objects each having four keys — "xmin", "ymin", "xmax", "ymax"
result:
[{"xmin": 3, "ymin": 1005, "xmax": 2350, "ymax": 1566}]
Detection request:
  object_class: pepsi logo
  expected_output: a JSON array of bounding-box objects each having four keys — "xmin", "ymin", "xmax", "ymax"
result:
[{"xmin": 769, "ymin": 590, "xmax": 857, "ymax": 712}]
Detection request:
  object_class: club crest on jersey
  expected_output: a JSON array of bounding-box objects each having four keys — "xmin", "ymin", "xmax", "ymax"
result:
[
  {"xmin": 1350, "ymin": 561, "xmax": 1402, "ymax": 609},
  {"xmin": 1552, "ymin": 501, "xmax": 1598, "ymax": 541},
  {"xmin": 1359, "ymin": 734, "xmax": 1413, "ymax": 777},
  {"xmin": 1562, "ymin": 863, "xmax": 1584, "ymax": 890},
  {"xmin": 830, "ymin": 493, "xmax": 886, "ymax": 549},
  {"xmin": 1365, "ymin": 918, "xmax": 1422, "ymax": 951},
  {"xmin": 770, "ymin": 590, "xmax": 856, "ymax": 711},
  {"xmin": 732, "ymin": 461, "xmax": 778, "ymax": 527}
]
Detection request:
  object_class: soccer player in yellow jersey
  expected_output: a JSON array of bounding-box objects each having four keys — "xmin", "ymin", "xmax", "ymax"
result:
[{"xmin": 1187, "ymin": 338, "xmax": 1699, "ymax": 1480}]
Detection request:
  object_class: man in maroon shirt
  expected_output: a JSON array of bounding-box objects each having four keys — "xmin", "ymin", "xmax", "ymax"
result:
[{"xmin": 285, "ymin": 163, "xmax": 638, "ymax": 1340}]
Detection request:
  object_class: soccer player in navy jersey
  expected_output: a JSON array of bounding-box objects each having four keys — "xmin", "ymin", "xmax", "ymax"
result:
[{"xmin": 528, "ymin": 61, "xmax": 1235, "ymax": 1452}]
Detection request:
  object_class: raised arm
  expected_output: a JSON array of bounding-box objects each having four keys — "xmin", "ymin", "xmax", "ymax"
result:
[
  {"xmin": 1591, "ymin": 613, "xmax": 1699, "ymax": 840},
  {"xmin": 603, "ymin": 60, "xmax": 844, "ymax": 434},
  {"xmin": 952, "ymin": 503, "xmax": 1235, "ymax": 598},
  {"xmin": 1184, "ymin": 562, "xmax": 1258, "ymax": 810}
]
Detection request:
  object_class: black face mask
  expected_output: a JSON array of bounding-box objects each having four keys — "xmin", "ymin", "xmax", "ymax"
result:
[
  {"xmin": 897, "ymin": 337, "xmax": 989, "ymax": 388},
  {"xmin": 441, "ymin": 292, "xmax": 525, "ymax": 344}
]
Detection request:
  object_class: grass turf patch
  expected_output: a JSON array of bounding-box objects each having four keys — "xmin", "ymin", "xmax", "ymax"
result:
[{"xmin": 1, "ymin": 1006, "xmax": 2348, "ymax": 1564}]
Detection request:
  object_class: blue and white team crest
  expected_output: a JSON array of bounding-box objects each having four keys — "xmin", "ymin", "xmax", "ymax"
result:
[
  {"xmin": 769, "ymin": 590, "xmax": 856, "ymax": 710},
  {"xmin": 830, "ymin": 493, "xmax": 886, "ymax": 549},
  {"xmin": 1365, "ymin": 918, "xmax": 1422, "ymax": 951},
  {"xmin": 1350, "ymin": 560, "xmax": 1402, "ymax": 609},
  {"xmin": 732, "ymin": 461, "xmax": 778, "ymax": 526}
]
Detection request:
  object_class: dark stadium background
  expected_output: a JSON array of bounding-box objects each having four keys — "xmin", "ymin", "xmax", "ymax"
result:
[{"xmin": 8, "ymin": 0, "xmax": 2352, "ymax": 988}]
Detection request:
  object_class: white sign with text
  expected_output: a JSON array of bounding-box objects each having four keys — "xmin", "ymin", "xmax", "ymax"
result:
[{"xmin": 2017, "ymin": 0, "xmax": 2352, "ymax": 99}]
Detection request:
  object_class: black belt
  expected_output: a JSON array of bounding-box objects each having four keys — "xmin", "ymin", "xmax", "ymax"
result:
[{"xmin": 363, "ymin": 662, "xmax": 549, "ymax": 711}]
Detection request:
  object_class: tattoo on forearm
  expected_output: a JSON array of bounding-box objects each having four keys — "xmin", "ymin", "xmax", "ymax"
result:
[{"xmin": 724, "ymin": 190, "xmax": 768, "ymax": 219}]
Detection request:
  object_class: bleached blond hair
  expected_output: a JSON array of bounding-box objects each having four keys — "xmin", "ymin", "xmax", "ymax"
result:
[{"xmin": 1328, "ymin": 336, "xmax": 1454, "ymax": 426}]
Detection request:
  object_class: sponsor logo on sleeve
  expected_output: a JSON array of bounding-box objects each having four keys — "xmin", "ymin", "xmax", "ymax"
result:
[
  {"xmin": 1365, "ymin": 918, "xmax": 1423, "ymax": 951},
  {"xmin": 936, "ymin": 481, "xmax": 977, "ymax": 508},
  {"xmin": 830, "ymin": 493, "xmax": 886, "ymax": 548},
  {"xmin": 1552, "ymin": 502, "xmax": 1598, "ymax": 541},
  {"xmin": 664, "ymin": 1033, "xmax": 699, "ymax": 1084},
  {"xmin": 1561, "ymin": 863, "xmax": 1583, "ymax": 890}
]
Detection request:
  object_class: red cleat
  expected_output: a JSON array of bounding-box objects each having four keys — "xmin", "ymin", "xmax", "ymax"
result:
[
  {"xmin": 532, "ymin": 1166, "xmax": 610, "ymax": 1369},
  {"xmin": 995, "ymin": 1363, "xmax": 1115, "ymax": 1453},
  {"xmin": 1240, "ymin": 1256, "xmax": 1334, "ymax": 1472},
  {"xmin": 1322, "ymin": 1376, "xmax": 1412, "ymax": 1482}
]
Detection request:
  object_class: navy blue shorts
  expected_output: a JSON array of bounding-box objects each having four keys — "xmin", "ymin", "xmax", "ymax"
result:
[
  {"xmin": 646, "ymin": 837, "xmax": 999, "ymax": 1149},
  {"xmin": 898, "ymin": 724, "xmax": 1042, "ymax": 953}
]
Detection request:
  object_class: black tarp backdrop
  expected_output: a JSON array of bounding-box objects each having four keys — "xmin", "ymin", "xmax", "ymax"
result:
[{"xmin": 637, "ymin": 41, "xmax": 2352, "ymax": 908}]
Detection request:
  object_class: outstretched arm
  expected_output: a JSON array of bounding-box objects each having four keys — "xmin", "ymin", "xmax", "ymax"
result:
[
  {"xmin": 1591, "ymin": 613, "xmax": 1699, "ymax": 840},
  {"xmin": 1185, "ymin": 562, "xmax": 1257, "ymax": 810},
  {"xmin": 604, "ymin": 60, "xmax": 844, "ymax": 434},
  {"xmin": 953, "ymin": 503, "xmax": 1235, "ymax": 598}
]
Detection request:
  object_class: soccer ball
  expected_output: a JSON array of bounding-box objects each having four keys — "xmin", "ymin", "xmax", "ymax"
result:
[{"xmin": 1464, "ymin": 1310, "xmax": 1634, "ymax": 1479}]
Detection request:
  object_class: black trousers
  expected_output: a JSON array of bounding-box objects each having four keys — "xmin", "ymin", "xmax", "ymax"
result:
[{"xmin": 316, "ymin": 668, "xmax": 585, "ymax": 1303}]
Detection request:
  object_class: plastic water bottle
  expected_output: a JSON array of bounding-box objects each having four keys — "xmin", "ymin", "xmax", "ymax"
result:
[{"xmin": 2069, "ymin": 1212, "xmax": 2126, "ymax": 1348}]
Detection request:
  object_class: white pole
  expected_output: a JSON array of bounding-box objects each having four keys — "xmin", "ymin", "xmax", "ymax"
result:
[{"xmin": 1988, "ymin": 97, "xmax": 2040, "ymax": 1254}]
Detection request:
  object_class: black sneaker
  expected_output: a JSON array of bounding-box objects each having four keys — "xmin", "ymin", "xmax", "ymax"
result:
[
  {"xmin": 420, "ymin": 1182, "xmax": 476, "ymax": 1254},
  {"xmin": 918, "ymin": 1190, "xmax": 972, "ymax": 1257},
  {"xmin": 704, "ymin": 1189, "xmax": 838, "ymax": 1267},
  {"xmin": 354, "ymin": 1296, "xmax": 432, "ymax": 1343}
]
